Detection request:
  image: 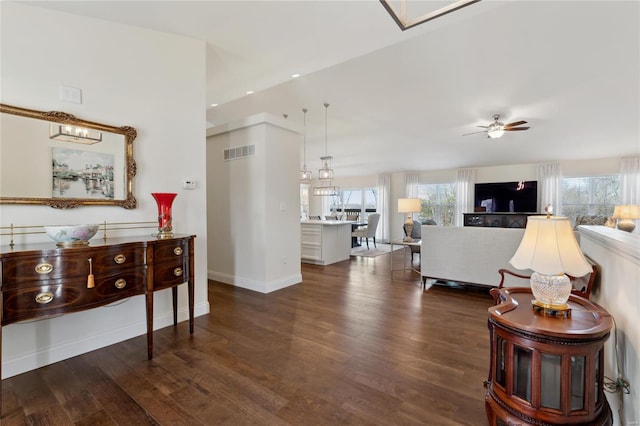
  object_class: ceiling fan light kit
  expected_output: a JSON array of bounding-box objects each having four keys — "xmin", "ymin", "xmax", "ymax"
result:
[
  {"xmin": 464, "ymin": 114, "xmax": 530, "ymax": 138},
  {"xmin": 487, "ymin": 117, "xmax": 505, "ymax": 139}
]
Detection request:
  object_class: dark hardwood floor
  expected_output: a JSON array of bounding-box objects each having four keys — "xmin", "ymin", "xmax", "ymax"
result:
[{"xmin": 2, "ymin": 249, "xmax": 494, "ymax": 425}]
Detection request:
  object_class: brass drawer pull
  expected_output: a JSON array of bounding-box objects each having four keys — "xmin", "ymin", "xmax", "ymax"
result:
[
  {"xmin": 173, "ymin": 247, "xmax": 183, "ymax": 256},
  {"xmin": 35, "ymin": 263, "xmax": 53, "ymax": 274},
  {"xmin": 174, "ymin": 267, "xmax": 183, "ymax": 277},
  {"xmin": 114, "ymin": 254, "xmax": 127, "ymax": 264},
  {"xmin": 35, "ymin": 291, "xmax": 54, "ymax": 304},
  {"xmin": 114, "ymin": 279, "xmax": 127, "ymax": 289}
]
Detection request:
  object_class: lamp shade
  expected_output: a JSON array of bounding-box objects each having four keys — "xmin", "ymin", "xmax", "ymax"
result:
[
  {"xmin": 510, "ymin": 216, "xmax": 591, "ymax": 277},
  {"xmin": 398, "ymin": 198, "xmax": 421, "ymax": 213},
  {"xmin": 612, "ymin": 204, "xmax": 640, "ymax": 219}
]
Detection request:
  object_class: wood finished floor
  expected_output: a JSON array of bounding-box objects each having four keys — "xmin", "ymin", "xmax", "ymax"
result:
[{"xmin": 2, "ymin": 250, "xmax": 494, "ymax": 425}]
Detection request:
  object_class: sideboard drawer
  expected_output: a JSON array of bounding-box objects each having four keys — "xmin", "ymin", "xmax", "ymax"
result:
[
  {"xmin": 153, "ymin": 240, "xmax": 188, "ymax": 262},
  {"xmin": 2, "ymin": 254, "xmax": 85, "ymax": 285},
  {"xmin": 2, "ymin": 266, "xmax": 147, "ymax": 325},
  {"xmin": 2, "ymin": 243, "xmax": 145, "ymax": 287},
  {"xmin": 88, "ymin": 267, "xmax": 147, "ymax": 306},
  {"xmin": 91, "ymin": 244, "xmax": 146, "ymax": 273},
  {"xmin": 152, "ymin": 239, "xmax": 189, "ymax": 291},
  {"xmin": 153, "ymin": 258, "xmax": 188, "ymax": 290},
  {"xmin": 2, "ymin": 281, "xmax": 85, "ymax": 324}
]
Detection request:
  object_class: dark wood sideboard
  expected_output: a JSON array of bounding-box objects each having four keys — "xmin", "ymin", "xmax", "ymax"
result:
[
  {"xmin": 486, "ymin": 287, "xmax": 612, "ymax": 425},
  {"xmin": 0, "ymin": 234, "xmax": 195, "ymax": 382}
]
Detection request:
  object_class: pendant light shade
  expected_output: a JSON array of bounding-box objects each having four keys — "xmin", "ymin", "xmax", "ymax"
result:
[{"xmin": 313, "ymin": 102, "xmax": 340, "ymax": 196}]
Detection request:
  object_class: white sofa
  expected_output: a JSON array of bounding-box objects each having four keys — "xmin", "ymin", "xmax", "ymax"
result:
[{"xmin": 420, "ymin": 226, "xmax": 528, "ymax": 287}]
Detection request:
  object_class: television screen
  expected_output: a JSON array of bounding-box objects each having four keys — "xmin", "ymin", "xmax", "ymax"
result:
[{"xmin": 474, "ymin": 181, "xmax": 538, "ymax": 213}]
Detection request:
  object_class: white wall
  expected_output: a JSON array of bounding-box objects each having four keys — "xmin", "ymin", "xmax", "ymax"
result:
[
  {"xmin": 578, "ymin": 227, "xmax": 639, "ymax": 426},
  {"xmin": 206, "ymin": 114, "xmax": 301, "ymax": 293},
  {"xmin": 0, "ymin": 3, "xmax": 208, "ymax": 378}
]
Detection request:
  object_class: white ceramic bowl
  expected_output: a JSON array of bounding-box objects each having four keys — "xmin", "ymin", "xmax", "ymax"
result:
[{"xmin": 44, "ymin": 224, "xmax": 99, "ymax": 247}]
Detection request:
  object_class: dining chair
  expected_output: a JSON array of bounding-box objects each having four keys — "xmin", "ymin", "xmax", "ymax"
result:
[{"xmin": 351, "ymin": 213, "xmax": 380, "ymax": 249}]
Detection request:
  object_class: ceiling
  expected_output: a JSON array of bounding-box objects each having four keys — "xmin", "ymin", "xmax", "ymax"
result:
[{"xmin": 24, "ymin": 1, "xmax": 640, "ymax": 177}]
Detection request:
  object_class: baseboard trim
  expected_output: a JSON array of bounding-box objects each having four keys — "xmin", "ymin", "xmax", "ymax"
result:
[
  {"xmin": 208, "ymin": 270, "xmax": 301, "ymax": 293},
  {"xmin": 1, "ymin": 301, "xmax": 210, "ymax": 379}
]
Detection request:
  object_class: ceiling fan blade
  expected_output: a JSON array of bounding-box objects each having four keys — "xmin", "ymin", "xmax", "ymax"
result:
[
  {"xmin": 504, "ymin": 127, "xmax": 530, "ymax": 131},
  {"xmin": 462, "ymin": 130, "xmax": 487, "ymax": 136},
  {"xmin": 505, "ymin": 120, "xmax": 527, "ymax": 128},
  {"xmin": 477, "ymin": 125, "xmax": 489, "ymax": 129}
]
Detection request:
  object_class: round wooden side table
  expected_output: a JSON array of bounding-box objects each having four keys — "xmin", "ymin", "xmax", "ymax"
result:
[{"xmin": 486, "ymin": 287, "xmax": 613, "ymax": 425}]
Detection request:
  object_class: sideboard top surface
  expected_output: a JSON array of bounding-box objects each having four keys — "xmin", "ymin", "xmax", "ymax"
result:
[{"xmin": 1, "ymin": 234, "xmax": 196, "ymax": 258}]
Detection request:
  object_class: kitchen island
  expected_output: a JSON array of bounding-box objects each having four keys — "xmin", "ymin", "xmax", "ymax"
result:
[{"xmin": 300, "ymin": 220, "xmax": 352, "ymax": 265}]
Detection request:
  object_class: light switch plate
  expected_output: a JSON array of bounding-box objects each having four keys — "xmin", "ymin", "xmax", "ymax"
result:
[{"xmin": 59, "ymin": 85, "xmax": 82, "ymax": 104}]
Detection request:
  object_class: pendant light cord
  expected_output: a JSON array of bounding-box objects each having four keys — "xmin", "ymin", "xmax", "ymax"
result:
[
  {"xmin": 324, "ymin": 102, "xmax": 329, "ymax": 157},
  {"xmin": 302, "ymin": 108, "xmax": 308, "ymax": 168}
]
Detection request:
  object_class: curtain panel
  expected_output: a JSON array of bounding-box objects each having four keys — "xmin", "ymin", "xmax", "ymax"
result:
[
  {"xmin": 537, "ymin": 162, "xmax": 562, "ymax": 215},
  {"xmin": 455, "ymin": 168, "xmax": 476, "ymax": 227},
  {"xmin": 404, "ymin": 172, "xmax": 419, "ymax": 198},
  {"xmin": 376, "ymin": 174, "xmax": 391, "ymax": 243},
  {"xmin": 620, "ymin": 156, "xmax": 640, "ymax": 205}
]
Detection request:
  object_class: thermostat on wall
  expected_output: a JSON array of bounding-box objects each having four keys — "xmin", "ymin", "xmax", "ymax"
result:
[{"xmin": 183, "ymin": 179, "xmax": 197, "ymax": 189}]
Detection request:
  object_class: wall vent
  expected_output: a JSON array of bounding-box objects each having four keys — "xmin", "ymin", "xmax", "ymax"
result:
[{"xmin": 224, "ymin": 144, "xmax": 255, "ymax": 161}]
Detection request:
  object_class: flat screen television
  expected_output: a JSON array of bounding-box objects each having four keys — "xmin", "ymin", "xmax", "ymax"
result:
[{"xmin": 474, "ymin": 180, "xmax": 538, "ymax": 213}]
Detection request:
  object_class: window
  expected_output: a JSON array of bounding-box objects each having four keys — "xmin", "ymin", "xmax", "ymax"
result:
[
  {"xmin": 416, "ymin": 183, "xmax": 456, "ymax": 226},
  {"xmin": 330, "ymin": 187, "xmax": 377, "ymax": 220},
  {"xmin": 561, "ymin": 175, "xmax": 620, "ymax": 225}
]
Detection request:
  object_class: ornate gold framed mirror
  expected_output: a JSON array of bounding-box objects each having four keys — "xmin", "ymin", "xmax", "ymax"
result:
[{"xmin": 0, "ymin": 103, "xmax": 137, "ymax": 209}]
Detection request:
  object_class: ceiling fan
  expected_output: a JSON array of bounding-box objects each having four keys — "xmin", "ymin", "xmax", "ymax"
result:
[{"xmin": 463, "ymin": 114, "xmax": 530, "ymax": 138}]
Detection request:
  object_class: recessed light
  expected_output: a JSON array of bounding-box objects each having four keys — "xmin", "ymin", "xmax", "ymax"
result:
[
  {"xmin": 291, "ymin": 73, "xmax": 301, "ymax": 78},
  {"xmin": 246, "ymin": 90, "xmax": 254, "ymax": 95},
  {"xmin": 210, "ymin": 103, "xmax": 218, "ymax": 107}
]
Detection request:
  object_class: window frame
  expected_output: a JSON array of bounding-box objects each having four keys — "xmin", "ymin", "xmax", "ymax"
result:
[
  {"xmin": 415, "ymin": 182, "xmax": 456, "ymax": 226},
  {"xmin": 561, "ymin": 175, "xmax": 620, "ymax": 225}
]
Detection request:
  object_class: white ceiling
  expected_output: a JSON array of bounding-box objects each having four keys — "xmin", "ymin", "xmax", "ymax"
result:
[{"xmin": 25, "ymin": 1, "xmax": 640, "ymax": 177}]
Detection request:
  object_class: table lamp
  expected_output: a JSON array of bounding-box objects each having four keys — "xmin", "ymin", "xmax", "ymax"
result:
[
  {"xmin": 612, "ymin": 204, "xmax": 640, "ymax": 233},
  {"xmin": 509, "ymin": 215, "xmax": 591, "ymax": 315},
  {"xmin": 398, "ymin": 198, "xmax": 421, "ymax": 242}
]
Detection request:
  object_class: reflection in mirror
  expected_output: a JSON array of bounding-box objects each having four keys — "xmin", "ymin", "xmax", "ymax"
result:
[{"xmin": 0, "ymin": 104, "xmax": 137, "ymax": 209}]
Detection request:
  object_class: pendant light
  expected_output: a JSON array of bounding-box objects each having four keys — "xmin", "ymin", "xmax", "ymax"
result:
[
  {"xmin": 313, "ymin": 102, "xmax": 340, "ymax": 196},
  {"xmin": 300, "ymin": 108, "xmax": 312, "ymax": 183}
]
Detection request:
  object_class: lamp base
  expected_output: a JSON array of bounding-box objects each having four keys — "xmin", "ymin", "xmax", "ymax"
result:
[
  {"xmin": 531, "ymin": 299, "xmax": 572, "ymax": 318},
  {"xmin": 403, "ymin": 216, "xmax": 414, "ymax": 242},
  {"xmin": 530, "ymin": 271, "xmax": 572, "ymax": 308},
  {"xmin": 617, "ymin": 219, "xmax": 636, "ymax": 233}
]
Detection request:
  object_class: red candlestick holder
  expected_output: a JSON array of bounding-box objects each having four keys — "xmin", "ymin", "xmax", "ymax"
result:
[{"xmin": 151, "ymin": 193, "xmax": 177, "ymax": 239}]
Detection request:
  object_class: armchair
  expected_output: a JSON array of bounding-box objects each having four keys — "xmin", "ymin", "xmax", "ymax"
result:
[
  {"xmin": 403, "ymin": 219, "xmax": 436, "ymax": 262},
  {"xmin": 491, "ymin": 256, "xmax": 598, "ymax": 305}
]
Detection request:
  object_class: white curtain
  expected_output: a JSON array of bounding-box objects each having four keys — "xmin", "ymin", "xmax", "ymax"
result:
[
  {"xmin": 376, "ymin": 174, "xmax": 391, "ymax": 243},
  {"xmin": 404, "ymin": 172, "xmax": 419, "ymax": 197},
  {"xmin": 620, "ymin": 156, "xmax": 640, "ymax": 204},
  {"xmin": 537, "ymin": 162, "xmax": 562, "ymax": 215},
  {"xmin": 455, "ymin": 168, "xmax": 476, "ymax": 227}
]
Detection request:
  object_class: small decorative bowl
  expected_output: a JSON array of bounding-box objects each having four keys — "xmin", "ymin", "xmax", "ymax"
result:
[{"xmin": 44, "ymin": 224, "xmax": 100, "ymax": 247}]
